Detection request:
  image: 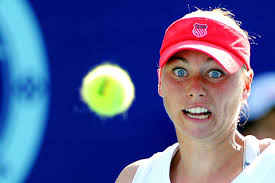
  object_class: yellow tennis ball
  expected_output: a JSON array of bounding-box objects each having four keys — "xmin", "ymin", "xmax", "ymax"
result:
[{"xmin": 80, "ymin": 63, "xmax": 135, "ymax": 117}]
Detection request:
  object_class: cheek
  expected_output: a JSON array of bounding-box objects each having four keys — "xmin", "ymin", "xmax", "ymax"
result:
[
  {"xmin": 212, "ymin": 75, "xmax": 243, "ymax": 100},
  {"xmin": 213, "ymin": 78, "xmax": 244, "ymax": 119},
  {"xmin": 161, "ymin": 75, "xmax": 184, "ymax": 100},
  {"xmin": 161, "ymin": 75, "xmax": 185, "ymax": 118}
]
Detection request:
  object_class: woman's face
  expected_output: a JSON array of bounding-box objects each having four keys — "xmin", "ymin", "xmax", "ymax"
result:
[{"xmin": 160, "ymin": 50, "xmax": 247, "ymax": 139}]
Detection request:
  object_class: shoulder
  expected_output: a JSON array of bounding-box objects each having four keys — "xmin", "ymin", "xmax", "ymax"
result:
[
  {"xmin": 115, "ymin": 159, "xmax": 148, "ymax": 183},
  {"xmin": 115, "ymin": 143, "xmax": 179, "ymax": 183},
  {"xmin": 259, "ymin": 138, "xmax": 275, "ymax": 153}
]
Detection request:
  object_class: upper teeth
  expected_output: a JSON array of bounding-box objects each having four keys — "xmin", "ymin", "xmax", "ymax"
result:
[{"xmin": 185, "ymin": 107, "xmax": 208, "ymax": 114}]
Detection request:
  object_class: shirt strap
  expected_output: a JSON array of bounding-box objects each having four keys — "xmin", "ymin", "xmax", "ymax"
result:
[{"xmin": 243, "ymin": 135, "xmax": 260, "ymax": 170}]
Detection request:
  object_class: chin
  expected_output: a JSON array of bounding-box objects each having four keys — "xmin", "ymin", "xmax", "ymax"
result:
[
  {"xmin": 188, "ymin": 129, "xmax": 214, "ymax": 139},
  {"xmin": 175, "ymin": 121, "xmax": 215, "ymax": 140}
]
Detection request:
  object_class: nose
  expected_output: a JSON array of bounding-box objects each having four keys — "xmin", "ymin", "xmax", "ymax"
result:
[{"xmin": 186, "ymin": 77, "xmax": 207, "ymax": 98}]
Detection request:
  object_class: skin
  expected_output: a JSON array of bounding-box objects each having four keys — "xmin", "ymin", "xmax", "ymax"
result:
[
  {"xmin": 116, "ymin": 49, "xmax": 272, "ymax": 183},
  {"xmin": 160, "ymin": 50, "xmax": 245, "ymax": 141},
  {"xmin": 160, "ymin": 50, "xmax": 248, "ymax": 182}
]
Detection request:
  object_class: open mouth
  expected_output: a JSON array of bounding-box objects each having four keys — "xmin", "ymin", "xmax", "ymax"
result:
[{"xmin": 183, "ymin": 107, "xmax": 212, "ymax": 120}]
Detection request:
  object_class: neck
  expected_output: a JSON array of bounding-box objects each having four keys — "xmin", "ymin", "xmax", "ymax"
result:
[{"xmin": 171, "ymin": 130, "xmax": 244, "ymax": 182}]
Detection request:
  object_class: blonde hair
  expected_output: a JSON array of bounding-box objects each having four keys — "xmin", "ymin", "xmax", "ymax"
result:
[{"xmin": 182, "ymin": 8, "xmax": 249, "ymax": 40}]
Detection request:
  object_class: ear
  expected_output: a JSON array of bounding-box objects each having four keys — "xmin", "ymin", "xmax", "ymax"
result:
[
  {"xmin": 242, "ymin": 69, "xmax": 254, "ymax": 100},
  {"xmin": 157, "ymin": 68, "xmax": 162, "ymax": 96}
]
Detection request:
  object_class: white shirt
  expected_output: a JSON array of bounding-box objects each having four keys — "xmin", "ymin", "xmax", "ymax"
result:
[{"xmin": 132, "ymin": 136, "xmax": 275, "ymax": 183}]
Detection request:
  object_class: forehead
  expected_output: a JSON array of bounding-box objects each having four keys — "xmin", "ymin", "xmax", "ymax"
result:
[{"xmin": 166, "ymin": 49, "xmax": 217, "ymax": 65}]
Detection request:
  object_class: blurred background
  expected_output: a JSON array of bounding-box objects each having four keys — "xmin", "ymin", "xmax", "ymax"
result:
[{"xmin": 0, "ymin": 0, "xmax": 275, "ymax": 182}]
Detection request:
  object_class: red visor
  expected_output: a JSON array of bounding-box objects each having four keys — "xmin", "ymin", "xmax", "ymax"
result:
[{"xmin": 159, "ymin": 17, "xmax": 251, "ymax": 74}]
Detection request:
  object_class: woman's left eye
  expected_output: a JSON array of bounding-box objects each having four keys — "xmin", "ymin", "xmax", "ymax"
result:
[{"xmin": 208, "ymin": 70, "xmax": 223, "ymax": 78}]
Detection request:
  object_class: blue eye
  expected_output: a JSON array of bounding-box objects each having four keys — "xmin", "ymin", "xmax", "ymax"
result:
[
  {"xmin": 208, "ymin": 70, "xmax": 223, "ymax": 78},
  {"xmin": 173, "ymin": 68, "xmax": 187, "ymax": 77}
]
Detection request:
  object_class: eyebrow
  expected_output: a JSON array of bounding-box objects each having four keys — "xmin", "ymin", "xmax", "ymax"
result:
[
  {"xmin": 168, "ymin": 56, "xmax": 188, "ymax": 63},
  {"xmin": 168, "ymin": 56, "xmax": 215, "ymax": 64},
  {"xmin": 206, "ymin": 57, "xmax": 215, "ymax": 62}
]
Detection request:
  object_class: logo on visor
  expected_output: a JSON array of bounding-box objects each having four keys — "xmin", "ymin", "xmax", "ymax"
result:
[{"xmin": 192, "ymin": 23, "xmax": 208, "ymax": 37}]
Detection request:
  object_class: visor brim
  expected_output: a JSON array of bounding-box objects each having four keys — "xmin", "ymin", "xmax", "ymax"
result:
[{"xmin": 159, "ymin": 40, "xmax": 244, "ymax": 74}]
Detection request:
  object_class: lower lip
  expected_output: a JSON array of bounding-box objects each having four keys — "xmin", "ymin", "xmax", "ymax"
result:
[{"xmin": 182, "ymin": 111, "xmax": 212, "ymax": 123}]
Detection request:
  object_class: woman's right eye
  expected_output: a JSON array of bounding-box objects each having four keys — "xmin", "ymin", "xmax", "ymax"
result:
[{"xmin": 172, "ymin": 68, "xmax": 187, "ymax": 77}]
